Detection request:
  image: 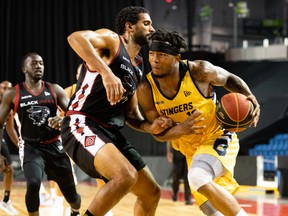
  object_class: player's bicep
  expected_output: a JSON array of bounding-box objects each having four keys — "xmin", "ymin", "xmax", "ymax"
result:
[
  {"xmin": 52, "ymin": 84, "xmax": 69, "ymax": 112},
  {"xmin": 136, "ymin": 87, "xmax": 159, "ymax": 123}
]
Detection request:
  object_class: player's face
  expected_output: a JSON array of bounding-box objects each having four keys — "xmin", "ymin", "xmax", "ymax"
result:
[
  {"xmin": 149, "ymin": 51, "xmax": 178, "ymax": 78},
  {"xmin": 23, "ymin": 55, "xmax": 44, "ymax": 81},
  {"xmin": 0, "ymin": 82, "xmax": 12, "ymax": 96},
  {"xmin": 133, "ymin": 13, "xmax": 155, "ymax": 46}
]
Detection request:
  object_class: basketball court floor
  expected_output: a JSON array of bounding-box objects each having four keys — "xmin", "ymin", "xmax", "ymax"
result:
[{"xmin": 1, "ymin": 181, "xmax": 287, "ymax": 216}]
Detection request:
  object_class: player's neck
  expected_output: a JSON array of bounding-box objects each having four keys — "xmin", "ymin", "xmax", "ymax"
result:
[
  {"xmin": 25, "ymin": 79, "xmax": 42, "ymax": 91},
  {"xmin": 120, "ymin": 35, "xmax": 141, "ymax": 60}
]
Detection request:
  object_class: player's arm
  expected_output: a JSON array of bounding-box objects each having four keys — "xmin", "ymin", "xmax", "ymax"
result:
[
  {"xmin": 67, "ymin": 29, "xmax": 125, "ymax": 105},
  {"xmin": 48, "ymin": 84, "xmax": 69, "ymax": 130},
  {"xmin": 189, "ymin": 60, "xmax": 260, "ymax": 127},
  {"xmin": 5, "ymin": 112, "xmax": 19, "ymax": 147},
  {"xmin": 137, "ymin": 80, "xmax": 205, "ymax": 142},
  {"xmin": 125, "ymin": 93, "xmax": 173, "ymax": 134}
]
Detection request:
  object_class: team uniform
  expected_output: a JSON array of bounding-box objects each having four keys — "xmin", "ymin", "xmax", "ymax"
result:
[
  {"xmin": 61, "ymin": 37, "xmax": 145, "ymax": 179},
  {"xmin": 146, "ymin": 60, "xmax": 240, "ymax": 206},
  {"xmin": 13, "ymin": 81, "xmax": 79, "ymax": 212}
]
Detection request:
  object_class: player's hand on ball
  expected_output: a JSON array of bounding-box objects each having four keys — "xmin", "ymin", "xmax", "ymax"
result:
[
  {"xmin": 247, "ymin": 95, "xmax": 260, "ymax": 127},
  {"xmin": 179, "ymin": 109, "xmax": 206, "ymax": 135}
]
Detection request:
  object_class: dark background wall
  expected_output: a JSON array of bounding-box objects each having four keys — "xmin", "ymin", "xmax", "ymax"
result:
[{"xmin": 0, "ymin": 0, "xmax": 144, "ymax": 88}]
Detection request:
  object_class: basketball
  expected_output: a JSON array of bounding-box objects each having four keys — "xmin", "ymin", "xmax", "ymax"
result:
[{"xmin": 216, "ymin": 92, "xmax": 254, "ymax": 132}]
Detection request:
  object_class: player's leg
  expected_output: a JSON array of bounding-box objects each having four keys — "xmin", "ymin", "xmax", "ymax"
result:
[
  {"xmin": 188, "ymin": 154, "xmax": 247, "ymax": 216},
  {"xmin": 23, "ymin": 161, "xmax": 44, "ymax": 216},
  {"xmin": 48, "ymin": 141, "xmax": 81, "ymax": 216},
  {"xmin": 130, "ymin": 166, "xmax": 161, "ymax": 215},
  {"xmin": 96, "ymin": 179, "xmax": 114, "ymax": 216},
  {"xmin": 85, "ymin": 143, "xmax": 138, "ymax": 215},
  {"xmin": 0, "ymin": 142, "xmax": 18, "ymax": 215},
  {"xmin": 171, "ymin": 159, "xmax": 181, "ymax": 201}
]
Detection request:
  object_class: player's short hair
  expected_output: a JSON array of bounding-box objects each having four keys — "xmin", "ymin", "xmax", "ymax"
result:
[
  {"xmin": 150, "ymin": 29, "xmax": 188, "ymax": 52},
  {"xmin": 115, "ymin": 6, "xmax": 149, "ymax": 35},
  {"xmin": 21, "ymin": 52, "xmax": 41, "ymax": 67}
]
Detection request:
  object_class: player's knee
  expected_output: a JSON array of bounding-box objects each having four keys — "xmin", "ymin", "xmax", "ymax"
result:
[
  {"xmin": 188, "ymin": 167, "xmax": 213, "ymax": 191},
  {"xmin": 149, "ymin": 182, "xmax": 161, "ymax": 203},
  {"xmin": 117, "ymin": 166, "xmax": 138, "ymax": 190},
  {"xmin": 27, "ymin": 177, "xmax": 41, "ymax": 193},
  {"xmin": 69, "ymin": 193, "xmax": 81, "ymax": 210}
]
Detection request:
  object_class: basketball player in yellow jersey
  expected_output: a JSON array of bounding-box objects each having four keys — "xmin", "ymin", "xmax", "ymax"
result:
[{"xmin": 137, "ymin": 29, "xmax": 260, "ymax": 216}]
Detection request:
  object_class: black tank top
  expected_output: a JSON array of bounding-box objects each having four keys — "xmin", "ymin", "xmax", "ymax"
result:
[
  {"xmin": 14, "ymin": 81, "xmax": 60, "ymax": 143},
  {"xmin": 67, "ymin": 37, "xmax": 143, "ymax": 128}
]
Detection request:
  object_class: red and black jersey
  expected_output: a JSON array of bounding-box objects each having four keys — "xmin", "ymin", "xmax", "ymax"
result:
[
  {"xmin": 67, "ymin": 37, "xmax": 143, "ymax": 128},
  {"xmin": 13, "ymin": 81, "xmax": 60, "ymax": 143}
]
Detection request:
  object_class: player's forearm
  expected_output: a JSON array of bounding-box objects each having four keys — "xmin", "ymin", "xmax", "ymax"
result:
[
  {"xmin": 126, "ymin": 117, "xmax": 152, "ymax": 133},
  {"xmin": 152, "ymin": 123, "xmax": 186, "ymax": 142}
]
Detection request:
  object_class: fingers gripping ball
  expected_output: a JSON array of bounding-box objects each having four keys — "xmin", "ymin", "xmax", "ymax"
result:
[{"xmin": 216, "ymin": 93, "xmax": 254, "ymax": 132}]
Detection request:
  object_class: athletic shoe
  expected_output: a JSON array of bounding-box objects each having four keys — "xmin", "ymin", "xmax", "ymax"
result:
[
  {"xmin": 65, "ymin": 207, "xmax": 81, "ymax": 216},
  {"xmin": 0, "ymin": 200, "xmax": 18, "ymax": 215}
]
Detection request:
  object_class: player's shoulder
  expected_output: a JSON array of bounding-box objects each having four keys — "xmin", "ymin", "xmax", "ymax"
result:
[
  {"xmin": 94, "ymin": 28, "xmax": 119, "ymax": 40},
  {"xmin": 3, "ymin": 87, "xmax": 16, "ymax": 102}
]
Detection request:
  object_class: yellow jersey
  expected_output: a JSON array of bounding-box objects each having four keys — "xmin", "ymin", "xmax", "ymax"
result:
[{"xmin": 146, "ymin": 60, "xmax": 223, "ymax": 158}]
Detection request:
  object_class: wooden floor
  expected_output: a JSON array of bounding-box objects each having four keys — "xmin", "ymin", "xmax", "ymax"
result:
[
  {"xmin": 1, "ymin": 181, "xmax": 206, "ymax": 216},
  {"xmin": 1, "ymin": 181, "xmax": 288, "ymax": 216}
]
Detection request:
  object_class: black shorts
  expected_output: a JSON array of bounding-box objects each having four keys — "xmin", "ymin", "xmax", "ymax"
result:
[
  {"xmin": 61, "ymin": 115, "xmax": 146, "ymax": 179},
  {"xmin": 23, "ymin": 140, "xmax": 76, "ymax": 185},
  {"xmin": 1, "ymin": 139, "xmax": 12, "ymax": 165}
]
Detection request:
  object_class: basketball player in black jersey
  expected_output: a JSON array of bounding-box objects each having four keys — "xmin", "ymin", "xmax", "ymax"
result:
[
  {"xmin": 62, "ymin": 6, "xmax": 172, "ymax": 216},
  {"xmin": 0, "ymin": 53, "xmax": 81, "ymax": 216}
]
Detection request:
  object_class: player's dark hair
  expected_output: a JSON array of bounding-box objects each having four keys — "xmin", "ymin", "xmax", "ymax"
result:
[
  {"xmin": 150, "ymin": 29, "xmax": 187, "ymax": 51},
  {"xmin": 21, "ymin": 52, "xmax": 40, "ymax": 68},
  {"xmin": 115, "ymin": 6, "xmax": 149, "ymax": 35}
]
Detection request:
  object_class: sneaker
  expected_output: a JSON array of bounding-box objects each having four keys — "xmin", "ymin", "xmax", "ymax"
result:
[
  {"xmin": 172, "ymin": 193, "xmax": 177, "ymax": 202},
  {"xmin": 65, "ymin": 207, "xmax": 81, "ymax": 216},
  {"xmin": 0, "ymin": 200, "xmax": 18, "ymax": 215}
]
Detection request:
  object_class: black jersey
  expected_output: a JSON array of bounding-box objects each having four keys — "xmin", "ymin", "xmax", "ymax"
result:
[
  {"xmin": 13, "ymin": 81, "xmax": 60, "ymax": 143},
  {"xmin": 67, "ymin": 37, "xmax": 143, "ymax": 128}
]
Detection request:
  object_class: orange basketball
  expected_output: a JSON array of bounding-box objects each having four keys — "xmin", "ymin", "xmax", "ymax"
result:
[{"xmin": 216, "ymin": 93, "xmax": 254, "ymax": 132}]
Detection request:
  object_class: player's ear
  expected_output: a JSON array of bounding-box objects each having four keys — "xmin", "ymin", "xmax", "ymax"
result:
[
  {"xmin": 125, "ymin": 22, "xmax": 133, "ymax": 32},
  {"xmin": 175, "ymin": 54, "xmax": 181, "ymax": 61}
]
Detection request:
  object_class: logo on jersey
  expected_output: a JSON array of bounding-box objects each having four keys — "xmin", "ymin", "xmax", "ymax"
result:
[
  {"xmin": 20, "ymin": 100, "xmax": 38, "ymax": 107},
  {"xmin": 120, "ymin": 64, "xmax": 134, "ymax": 75},
  {"xmin": 213, "ymin": 138, "xmax": 228, "ymax": 156},
  {"xmin": 160, "ymin": 102, "xmax": 193, "ymax": 116},
  {"xmin": 27, "ymin": 106, "xmax": 50, "ymax": 126},
  {"xmin": 155, "ymin": 101, "xmax": 164, "ymax": 104},
  {"xmin": 44, "ymin": 91, "xmax": 51, "ymax": 96},
  {"xmin": 21, "ymin": 95, "xmax": 32, "ymax": 99},
  {"xmin": 85, "ymin": 136, "xmax": 96, "ymax": 147},
  {"xmin": 122, "ymin": 56, "xmax": 130, "ymax": 63},
  {"xmin": 184, "ymin": 91, "xmax": 191, "ymax": 97}
]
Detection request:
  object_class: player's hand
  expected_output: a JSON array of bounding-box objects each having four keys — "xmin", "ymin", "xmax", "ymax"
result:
[
  {"xmin": 102, "ymin": 72, "xmax": 126, "ymax": 105},
  {"xmin": 48, "ymin": 116, "xmax": 63, "ymax": 131},
  {"xmin": 247, "ymin": 95, "xmax": 260, "ymax": 127},
  {"xmin": 179, "ymin": 109, "xmax": 206, "ymax": 135},
  {"xmin": 150, "ymin": 116, "xmax": 174, "ymax": 135},
  {"xmin": 0, "ymin": 154, "xmax": 8, "ymax": 173}
]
